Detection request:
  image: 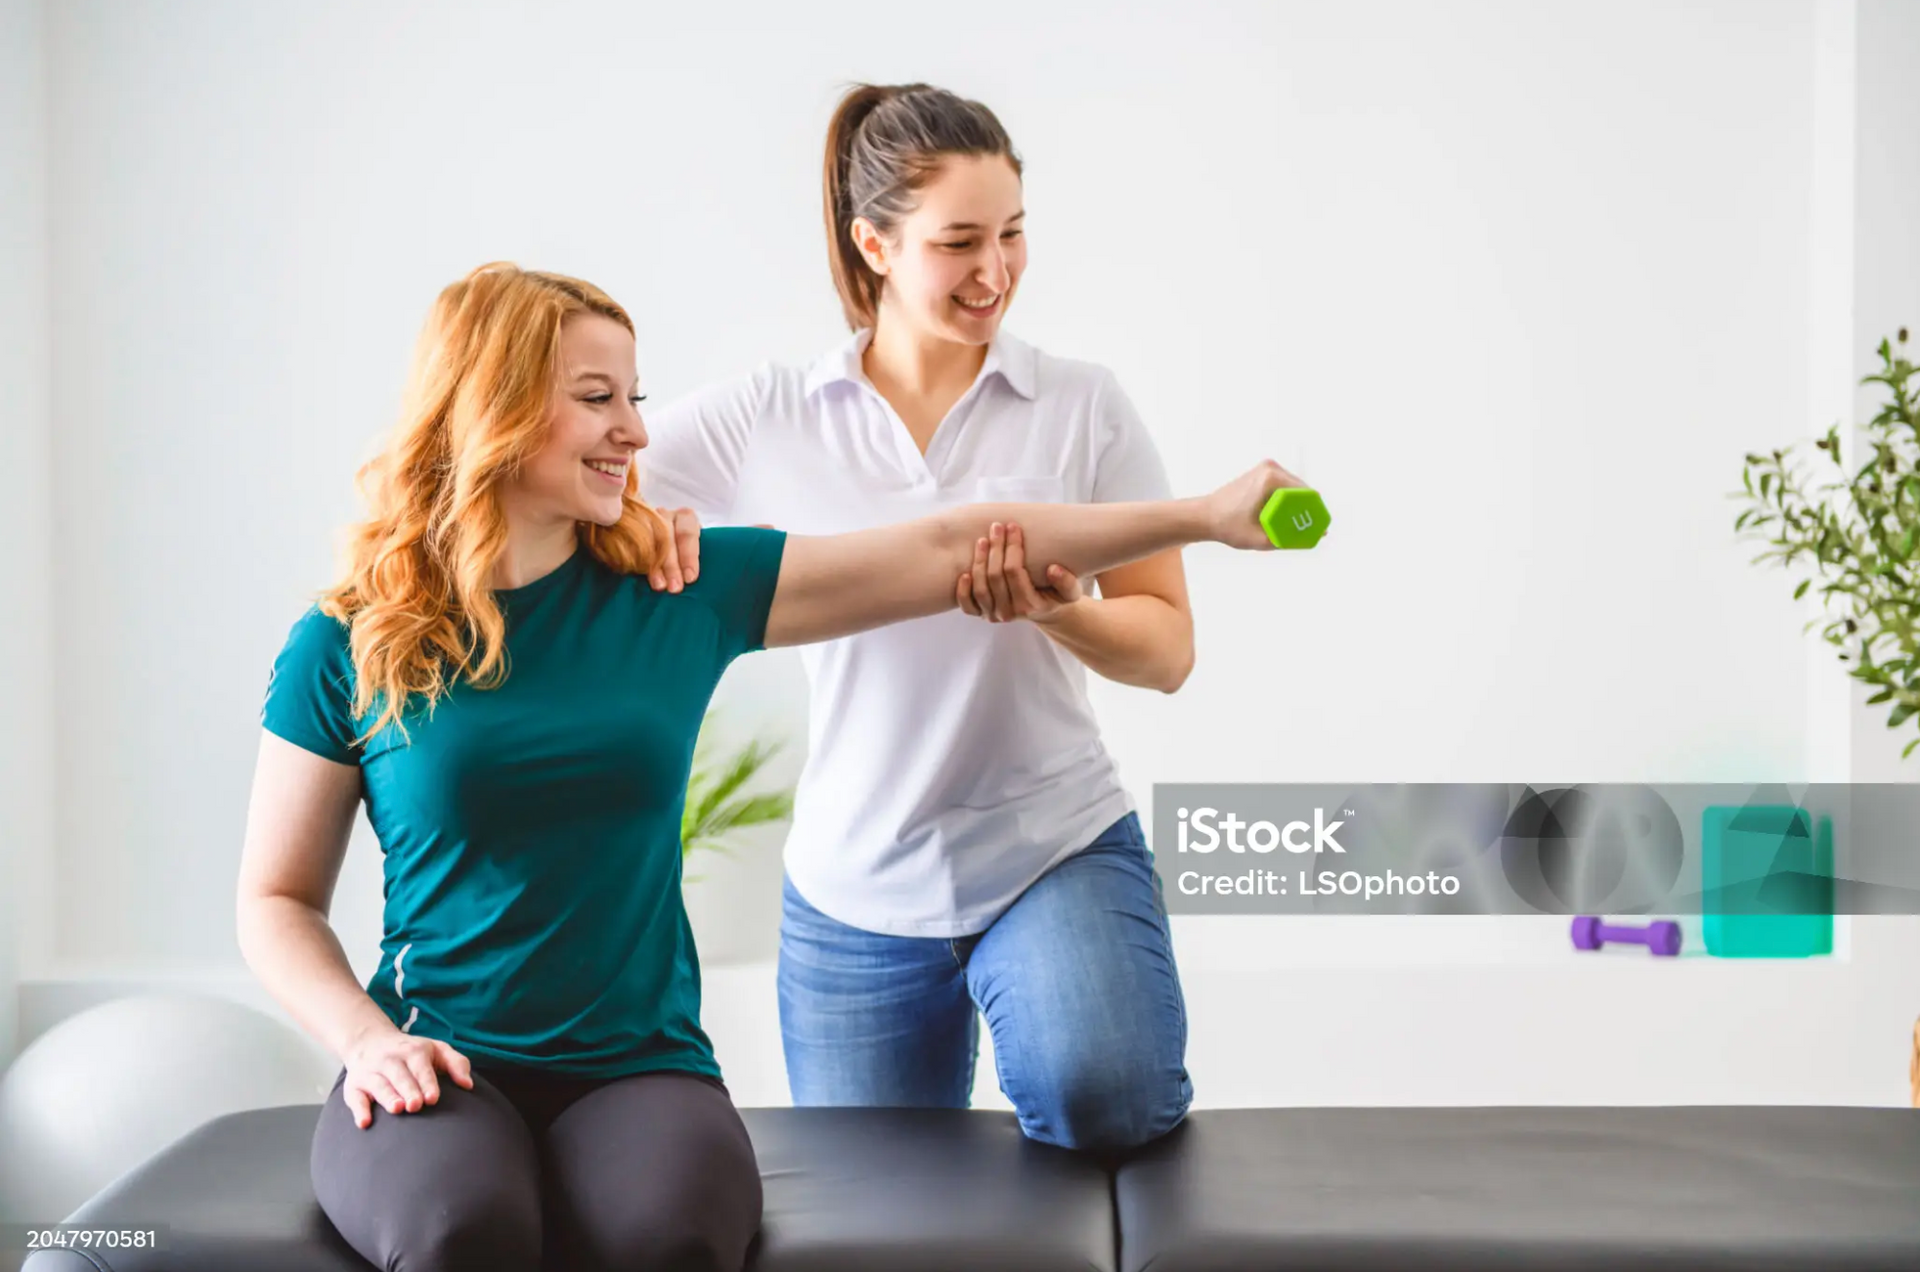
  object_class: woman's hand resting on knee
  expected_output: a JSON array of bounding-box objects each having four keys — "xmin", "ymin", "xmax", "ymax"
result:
[{"xmin": 341, "ymin": 1022, "xmax": 475, "ymax": 1129}]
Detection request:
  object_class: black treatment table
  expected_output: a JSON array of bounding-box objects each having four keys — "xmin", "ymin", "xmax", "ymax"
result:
[{"xmin": 17, "ymin": 1104, "xmax": 1920, "ymax": 1270}]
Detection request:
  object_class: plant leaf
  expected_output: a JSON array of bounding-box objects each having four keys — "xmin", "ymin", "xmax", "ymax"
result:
[
  {"xmin": 680, "ymin": 714, "xmax": 797, "ymax": 858},
  {"xmin": 1739, "ymin": 332, "xmax": 1920, "ymax": 763}
]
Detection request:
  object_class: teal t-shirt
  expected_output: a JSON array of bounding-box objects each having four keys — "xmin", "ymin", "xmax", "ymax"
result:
[{"xmin": 261, "ymin": 527, "xmax": 788, "ymax": 1081}]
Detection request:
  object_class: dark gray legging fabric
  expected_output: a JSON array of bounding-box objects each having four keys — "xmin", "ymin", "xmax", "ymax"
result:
[{"xmin": 310, "ymin": 1062, "xmax": 762, "ymax": 1272}]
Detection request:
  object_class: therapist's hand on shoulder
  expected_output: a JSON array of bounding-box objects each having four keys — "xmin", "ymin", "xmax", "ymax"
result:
[
  {"xmin": 957, "ymin": 522, "xmax": 1084, "ymax": 625},
  {"xmin": 649, "ymin": 507, "xmax": 702, "ymax": 593}
]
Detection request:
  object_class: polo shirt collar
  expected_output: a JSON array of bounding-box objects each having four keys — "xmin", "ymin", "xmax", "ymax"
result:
[{"xmin": 803, "ymin": 328, "xmax": 1037, "ymax": 401}]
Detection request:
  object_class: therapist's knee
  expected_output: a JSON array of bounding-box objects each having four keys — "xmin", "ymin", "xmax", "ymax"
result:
[{"xmin": 1017, "ymin": 1054, "xmax": 1191, "ymax": 1154}]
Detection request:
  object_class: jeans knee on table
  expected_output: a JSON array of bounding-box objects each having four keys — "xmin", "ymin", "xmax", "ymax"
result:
[{"xmin": 1023, "ymin": 1056, "xmax": 1192, "ymax": 1154}]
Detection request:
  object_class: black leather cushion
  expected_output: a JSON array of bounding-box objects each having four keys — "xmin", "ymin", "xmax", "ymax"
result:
[
  {"xmin": 745, "ymin": 1108, "xmax": 1114, "ymax": 1272},
  {"xmin": 1113, "ymin": 1107, "xmax": 1920, "ymax": 1272},
  {"xmin": 23, "ymin": 1103, "xmax": 1920, "ymax": 1272},
  {"xmin": 19, "ymin": 1104, "xmax": 1115, "ymax": 1272},
  {"xmin": 18, "ymin": 1105, "xmax": 368, "ymax": 1272}
]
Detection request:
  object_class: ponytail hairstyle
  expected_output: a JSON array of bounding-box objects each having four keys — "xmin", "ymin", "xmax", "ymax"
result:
[
  {"xmin": 822, "ymin": 83, "xmax": 1022, "ymax": 331},
  {"xmin": 318, "ymin": 262, "xmax": 673, "ymax": 744}
]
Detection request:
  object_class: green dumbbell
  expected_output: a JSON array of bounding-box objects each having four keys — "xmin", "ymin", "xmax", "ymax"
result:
[{"xmin": 1259, "ymin": 487, "xmax": 1331, "ymax": 549}]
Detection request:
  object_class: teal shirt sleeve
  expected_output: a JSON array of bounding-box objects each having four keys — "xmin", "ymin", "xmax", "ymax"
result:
[
  {"xmin": 262, "ymin": 606, "xmax": 363, "ymax": 764},
  {"xmin": 684, "ymin": 526, "xmax": 788, "ymax": 663}
]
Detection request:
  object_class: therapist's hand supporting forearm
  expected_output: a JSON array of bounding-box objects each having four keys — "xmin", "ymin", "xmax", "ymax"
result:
[
  {"xmin": 763, "ymin": 460, "xmax": 1298, "ymax": 648},
  {"xmin": 958, "ymin": 524, "xmax": 1194, "ymax": 692}
]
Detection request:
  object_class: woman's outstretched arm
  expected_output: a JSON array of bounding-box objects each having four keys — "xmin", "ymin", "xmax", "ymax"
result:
[{"xmin": 762, "ymin": 461, "xmax": 1300, "ymax": 649}]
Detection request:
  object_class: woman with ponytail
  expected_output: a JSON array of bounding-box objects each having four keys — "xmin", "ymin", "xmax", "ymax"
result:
[
  {"xmin": 236, "ymin": 260, "xmax": 1294, "ymax": 1270},
  {"xmin": 643, "ymin": 84, "xmax": 1234, "ymax": 1152}
]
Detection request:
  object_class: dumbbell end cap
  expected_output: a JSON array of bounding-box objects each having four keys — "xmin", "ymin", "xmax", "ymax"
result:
[
  {"xmin": 1570, "ymin": 915, "xmax": 1603, "ymax": 950},
  {"xmin": 1260, "ymin": 487, "xmax": 1330, "ymax": 550},
  {"xmin": 1648, "ymin": 920, "xmax": 1683, "ymax": 957}
]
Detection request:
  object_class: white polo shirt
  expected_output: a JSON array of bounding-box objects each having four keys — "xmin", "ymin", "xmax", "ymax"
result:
[{"xmin": 641, "ymin": 328, "xmax": 1173, "ymax": 937}]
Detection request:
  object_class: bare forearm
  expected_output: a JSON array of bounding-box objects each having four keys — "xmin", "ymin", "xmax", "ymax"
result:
[
  {"xmin": 768, "ymin": 496, "xmax": 1219, "ymax": 648},
  {"xmin": 1040, "ymin": 594, "xmax": 1195, "ymax": 692},
  {"xmin": 937, "ymin": 497, "xmax": 1215, "ymax": 589},
  {"xmin": 237, "ymin": 895, "xmax": 393, "ymax": 1062}
]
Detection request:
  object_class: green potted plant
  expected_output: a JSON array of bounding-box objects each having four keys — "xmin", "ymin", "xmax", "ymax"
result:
[
  {"xmin": 680, "ymin": 710, "xmax": 796, "ymax": 873},
  {"xmin": 1734, "ymin": 328, "xmax": 1920, "ymax": 759}
]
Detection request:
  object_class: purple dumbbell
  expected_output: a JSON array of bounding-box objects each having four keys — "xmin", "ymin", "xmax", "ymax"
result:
[{"xmin": 1571, "ymin": 916, "xmax": 1682, "ymax": 957}]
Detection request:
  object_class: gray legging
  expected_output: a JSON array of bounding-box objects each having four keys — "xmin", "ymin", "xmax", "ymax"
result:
[{"xmin": 310, "ymin": 1062, "xmax": 762, "ymax": 1272}]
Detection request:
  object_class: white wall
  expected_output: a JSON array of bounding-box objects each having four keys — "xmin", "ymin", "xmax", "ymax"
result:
[
  {"xmin": 11, "ymin": 0, "xmax": 1918, "ymax": 1105},
  {"xmin": 0, "ymin": 0, "xmax": 52, "ymax": 1069}
]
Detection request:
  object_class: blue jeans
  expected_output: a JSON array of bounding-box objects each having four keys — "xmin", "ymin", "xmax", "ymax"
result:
[{"xmin": 776, "ymin": 811, "xmax": 1193, "ymax": 1153}]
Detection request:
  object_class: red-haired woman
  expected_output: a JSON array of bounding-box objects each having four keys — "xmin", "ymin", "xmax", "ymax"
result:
[{"xmin": 236, "ymin": 261, "xmax": 1296, "ymax": 1271}]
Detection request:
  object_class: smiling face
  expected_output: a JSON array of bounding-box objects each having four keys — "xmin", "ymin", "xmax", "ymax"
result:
[
  {"xmin": 505, "ymin": 313, "xmax": 648, "ymax": 529},
  {"xmin": 857, "ymin": 153, "xmax": 1027, "ymax": 346}
]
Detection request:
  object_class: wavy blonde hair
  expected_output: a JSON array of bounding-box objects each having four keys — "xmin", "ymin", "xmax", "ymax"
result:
[{"xmin": 319, "ymin": 262, "xmax": 671, "ymax": 743}]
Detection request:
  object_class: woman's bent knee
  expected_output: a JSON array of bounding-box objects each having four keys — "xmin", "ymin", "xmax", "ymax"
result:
[
  {"xmin": 405, "ymin": 1206, "xmax": 542, "ymax": 1272},
  {"xmin": 310, "ymin": 1073, "xmax": 544, "ymax": 1272}
]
